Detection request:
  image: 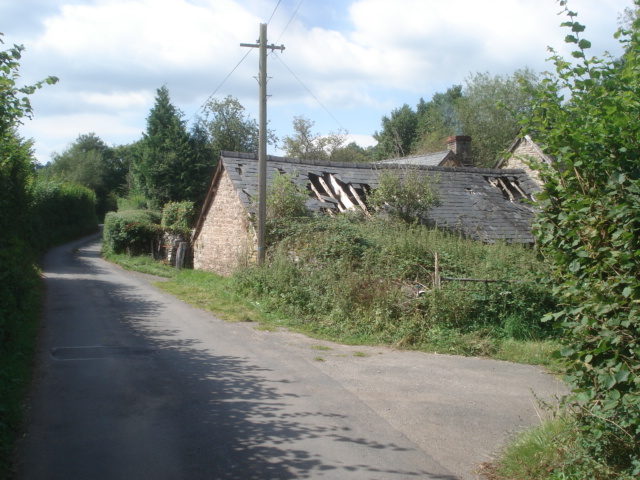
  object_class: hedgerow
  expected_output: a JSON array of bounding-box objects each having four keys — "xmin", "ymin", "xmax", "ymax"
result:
[
  {"xmin": 30, "ymin": 180, "xmax": 98, "ymax": 251},
  {"xmin": 521, "ymin": 2, "xmax": 640, "ymax": 476}
]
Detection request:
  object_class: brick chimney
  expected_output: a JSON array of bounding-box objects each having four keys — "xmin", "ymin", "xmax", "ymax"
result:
[{"xmin": 446, "ymin": 135, "xmax": 472, "ymax": 166}]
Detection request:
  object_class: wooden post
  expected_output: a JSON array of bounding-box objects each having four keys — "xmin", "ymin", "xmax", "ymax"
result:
[
  {"xmin": 434, "ymin": 252, "xmax": 441, "ymax": 290},
  {"xmin": 241, "ymin": 25, "xmax": 284, "ymax": 265}
]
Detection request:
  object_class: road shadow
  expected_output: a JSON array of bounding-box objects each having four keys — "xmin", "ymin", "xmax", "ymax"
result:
[
  {"xmin": 29, "ymin": 232, "xmax": 458, "ymax": 479},
  {"xmin": 106, "ymin": 283, "xmax": 457, "ymax": 479}
]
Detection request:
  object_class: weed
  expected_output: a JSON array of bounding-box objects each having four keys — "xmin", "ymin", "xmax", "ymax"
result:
[
  {"xmin": 234, "ymin": 215, "xmax": 558, "ymax": 353},
  {"xmin": 353, "ymin": 351, "xmax": 367, "ymax": 357},
  {"xmin": 311, "ymin": 345, "xmax": 332, "ymax": 351},
  {"xmin": 313, "ymin": 356, "xmax": 325, "ymax": 362}
]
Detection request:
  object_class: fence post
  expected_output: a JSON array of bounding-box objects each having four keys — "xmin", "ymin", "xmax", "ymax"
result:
[{"xmin": 434, "ymin": 252, "xmax": 441, "ymax": 290}]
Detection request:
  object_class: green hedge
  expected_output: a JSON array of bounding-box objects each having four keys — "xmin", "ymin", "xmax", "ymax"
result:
[
  {"xmin": 103, "ymin": 209, "xmax": 162, "ymax": 255},
  {"xmin": 31, "ymin": 181, "xmax": 99, "ymax": 251}
]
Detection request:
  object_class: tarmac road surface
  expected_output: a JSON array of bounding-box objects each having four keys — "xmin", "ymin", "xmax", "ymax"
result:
[{"xmin": 13, "ymin": 232, "xmax": 563, "ymax": 480}]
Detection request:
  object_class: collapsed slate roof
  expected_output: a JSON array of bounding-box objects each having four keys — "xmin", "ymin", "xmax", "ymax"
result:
[{"xmin": 195, "ymin": 151, "xmax": 540, "ymax": 243}]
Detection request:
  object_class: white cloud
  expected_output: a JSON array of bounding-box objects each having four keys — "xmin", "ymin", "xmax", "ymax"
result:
[
  {"xmin": 79, "ymin": 90, "xmax": 153, "ymax": 110},
  {"xmin": 10, "ymin": 0, "xmax": 635, "ymax": 163}
]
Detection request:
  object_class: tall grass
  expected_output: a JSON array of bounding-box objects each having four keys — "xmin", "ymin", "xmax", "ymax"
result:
[{"xmin": 233, "ymin": 215, "xmax": 558, "ymax": 353}]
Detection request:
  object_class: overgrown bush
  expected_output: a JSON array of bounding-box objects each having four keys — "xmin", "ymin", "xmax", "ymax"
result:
[
  {"xmin": 161, "ymin": 200, "xmax": 195, "ymax": 236},
  {"xmin": 31, "ymin": 180, "xmax": 98, "ymax": 251},
  {"xmin": 368, "ymin": 167, "xmax": 440, "ymax": 222},
  {"xmin": 264, "ymin": 172, "xmax": 311, "ymax": 245},
  {"xmin": 103, "ymin": 209, "xmax": 162, "ymax": 255},
  {"xmin": 520, "ymin": 3, "xmax": 640, "ymax": 476},
  {"xmin": 234, "ymin": 215, "xmax": 556, "ymax": 347}
]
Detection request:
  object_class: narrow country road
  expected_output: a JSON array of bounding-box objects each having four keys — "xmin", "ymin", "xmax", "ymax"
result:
[{"xmin": 13, "ymin": 233, "xmax": 563, "ymax": 480}]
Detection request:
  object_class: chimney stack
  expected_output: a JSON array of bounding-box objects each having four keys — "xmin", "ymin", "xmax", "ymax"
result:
[{"xmin": 446, "ymin": 135, "xmax": 472, "ymax": 166}]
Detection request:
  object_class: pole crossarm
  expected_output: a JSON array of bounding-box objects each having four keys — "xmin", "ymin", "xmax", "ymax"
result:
[{"xmin": 240, "ymin": 42, "xmax": 285, "ymax": 52}]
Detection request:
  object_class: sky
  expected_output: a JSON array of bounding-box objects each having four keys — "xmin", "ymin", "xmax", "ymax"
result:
[{"xmin": 2, "ymin": 0, "xmax": 634, "ymax": 164}]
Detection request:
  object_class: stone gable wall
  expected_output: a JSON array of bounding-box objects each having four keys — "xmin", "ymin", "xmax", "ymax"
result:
[
  {"xmin": 502, "ymin": 141, "xmax": 544, "ymax": 187},
  {"xmin": 193, "ymin": 169, "xmax": 256, "ymax": 276}
]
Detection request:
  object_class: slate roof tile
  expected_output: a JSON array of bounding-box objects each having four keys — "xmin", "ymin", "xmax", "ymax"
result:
[{"xmin": 210, "ymin": 151, "xmax": 540, "ymax": 243}]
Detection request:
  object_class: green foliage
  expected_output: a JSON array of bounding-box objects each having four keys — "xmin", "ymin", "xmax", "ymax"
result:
[
  {"xmin": 195, "ymin": 95, "xmax": 273, "ymax": 159},
  {"xmin": 134, "ymin": 86, "xmax": 214, "ymax": 209},
  {"xmin": 0, "ymin": 34, "xmax": 58, "ymax": 137},
  {"xmin": 117, "ymin": 194, "xmax": 149, "ymax": 211},
  {"xmin": 266, "ymin": 172, "xmax": 309, "ymax": 220},
  {"xmin": 161, "ymin": 200, "xmax": 195, "ymax": 236},
  {"xmin": 264, "ymin": 172, "xmax": 311, "ymax": 245},
  {"xmin": 373, "ymin": 70, "xmax": 538, "ymax": 166},
  {"xmin": 373, "ymin": 104, "xmax": 419, "ymax": 160},
  {"xmin": 45, "ymin": 133, "xmax": 126, "ymax": 220},
  {"xmin": 414, "ymin": 85, "xmax": 463, "ymax": 154},
  {"xmin": 31, "ymin": 180, "xmax": 99, "ymax": 250},
  {"xmin": 0, "ymin": 33, "xmax": 57, "ymax": 478},
  {"xmin": 282, "ymin": 115, "xmax": 351, "ymax": 161},
  {"xmin": 521, "ymin": 3, "xmax": 640, "ymax": 475},
  {"xmin": 456, "ymin": 69, "xmax": 538, "ymax": 167},
  {"xmin": 233, "ymin": 216, "xmax": 557, "ymax": 349},
  {"xmin": 103, "ymin": 209, "xmax": 162, "ymax": 255},
  {"xmin": 368, "ymin": 167, "xmax": 440, "ymax": 222},
  {"xmin": 102, "ymin": 251, "xmax": 180, "ymax": 278}
]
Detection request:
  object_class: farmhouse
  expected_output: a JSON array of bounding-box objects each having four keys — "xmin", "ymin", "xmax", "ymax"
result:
[{"xmin": 191, "ymin": 151, "xmax": 540, "ymax": 276}]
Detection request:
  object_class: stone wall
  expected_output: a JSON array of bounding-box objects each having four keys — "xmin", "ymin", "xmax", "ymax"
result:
[
  {"xmin": 193, "ymin": 168, "xmax": 256, "ymax": 276},
  {"xmin": 501, "ymin": 139, "xmax": 545, "ymax": 188}
]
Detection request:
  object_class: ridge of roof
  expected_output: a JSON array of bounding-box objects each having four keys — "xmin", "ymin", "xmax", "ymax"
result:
[{"xmin": 219, "ymin": 151, "xmax": 529, "ymax": 176}]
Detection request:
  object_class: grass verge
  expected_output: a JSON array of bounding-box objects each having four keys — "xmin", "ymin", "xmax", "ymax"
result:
[
  {"xmin": 483, "ymin": 413, "xmax": 636, "ymax": 480},
  {"xmin": 102, "ymin": 251, "xmax": 180, "ymax": 278},
  {"xmin": 105, "ymin": 254, "xmax": 561, "ymax": 367}
]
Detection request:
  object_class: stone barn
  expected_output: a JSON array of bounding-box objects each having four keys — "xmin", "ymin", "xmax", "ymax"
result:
[{"xmin": 191, "ymin": 151, "xmax": 540, "ymax": 276}]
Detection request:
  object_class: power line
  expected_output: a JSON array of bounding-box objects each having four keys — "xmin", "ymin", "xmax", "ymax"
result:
[
  {"xmin": 275, "ymin": 0, "xmax": 305, "ymax": 44},
  {"xmin": 273, "ymin": 53, "xmax": 348, "ymax": 133},
  {"xmin": 267, "ymin": 0, "xmax": 282, "ymax": 25},
  {"xmin": 188, "ymin": 48, "xmax": 254, "ymax": 122}
]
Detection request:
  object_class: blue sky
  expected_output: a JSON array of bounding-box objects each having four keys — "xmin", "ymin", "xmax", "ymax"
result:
[{"xmin": 2, "ymin": 0, "xmax": 633, "ymax": 163}]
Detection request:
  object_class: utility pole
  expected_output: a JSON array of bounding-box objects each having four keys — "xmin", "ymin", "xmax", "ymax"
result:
[{"xmin": 241, "ymin": 24, "xmax": 285, "ymax": 265}]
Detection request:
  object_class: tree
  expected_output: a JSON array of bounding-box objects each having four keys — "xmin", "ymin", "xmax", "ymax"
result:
[
  {"xmin": 522, "ymin": 3, "xmax": 640, "ymax": 475},
  {"xmin": 135, "ymin": 86, "xmax": 213, "ymax": 209},
  {"xmin": 457, "ymin": 69, "xmax": 538, "ymax": 167},
  {"xmin": 0, "ymin": 33, "xmax": 58, "ymax": 248},
  {"xmin": 373, "ymin": 71, "xmax": 537, "ymax": 166},
  {"xmin": 331, "ymin": 141, "xmax": 373, "ymax": 163},
  {"xmin": 47, "ymin": 133, "xmax": 125, "ymax": 219},
  {"xmin": 372, "ymin": 104, "xmax": 419, "ymax": 160},
  {"xmin": 281, "ymin": 116, "xmax": 349, "ymax": 161},
  {"xmin": 414, "ymin": 86, "xmax": 463, "ymax": 154},
  {"xmin": 195, "ymin": 95, "xmax": 272, "ymax": 160}
]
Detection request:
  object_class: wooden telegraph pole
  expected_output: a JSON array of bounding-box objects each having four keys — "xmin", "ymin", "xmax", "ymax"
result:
[{"xmin": 241, "ymin": 24, "xmax": 285, "ymax": 265}]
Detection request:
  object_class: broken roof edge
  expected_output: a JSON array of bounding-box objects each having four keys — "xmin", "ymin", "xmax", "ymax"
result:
[
  {"xmin": 191, "ymin": 160, "xmax": 226, "ymax": 244},
  {"xmin": 493, "ymin": 135, "xmax": 554, "ymax": 169},
  {"xmin": 219, "ymin": 150, "xmax": 529, "ymax": 176}
]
